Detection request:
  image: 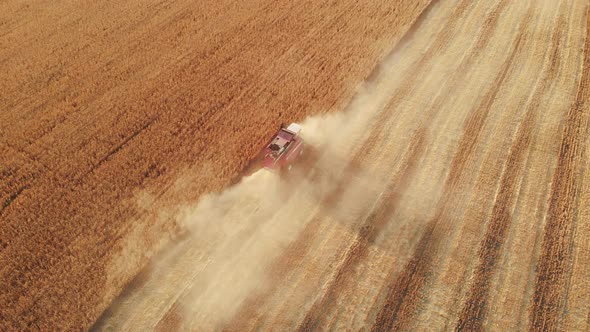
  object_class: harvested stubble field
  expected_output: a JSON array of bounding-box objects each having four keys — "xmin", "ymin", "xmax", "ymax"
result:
[{"xmin": 1, "ymin": 0, "xmax": 589, "ymax": 331}]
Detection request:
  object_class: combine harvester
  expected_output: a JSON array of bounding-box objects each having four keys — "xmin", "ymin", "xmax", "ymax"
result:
[{"xmin": 261, "ymin": 123, "xmax": 304, "ymax": 172}]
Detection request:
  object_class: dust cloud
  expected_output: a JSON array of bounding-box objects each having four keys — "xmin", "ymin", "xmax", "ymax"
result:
[
  {"xmin": 101, "ymin": 17, "xmax": 426, "ymax": 330},
  {"xmin": 166, "ymin": 40, "xmax": 417, "ymax": 331}
]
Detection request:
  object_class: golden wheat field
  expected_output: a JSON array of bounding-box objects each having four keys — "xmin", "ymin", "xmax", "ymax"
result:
[{"xmin": 1, "ymin": 0, "xmax": 589, "ymax": 331}]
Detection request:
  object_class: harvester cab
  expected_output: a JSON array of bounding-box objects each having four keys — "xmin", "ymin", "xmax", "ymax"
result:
[{"xmin": 262, "ymin": 123, "xmax": 304, "ymax": 172}]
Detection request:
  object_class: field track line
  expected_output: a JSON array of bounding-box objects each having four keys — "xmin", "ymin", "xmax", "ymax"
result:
[
  {"xmin": 457, "ymin": 6, "xmax": 567, "ymax": 329},
  {"xmin": 528, "ymin": 4, "xmax": 590, "ymax": 331},
  {"xmin": 369, "ymin": 2, "xmax": 530, "ymax": 329}
]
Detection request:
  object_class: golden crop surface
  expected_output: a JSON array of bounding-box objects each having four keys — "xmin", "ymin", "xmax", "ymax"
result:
[{"xmin": 1, "ymin": 0, "xmax": 589, "ymax": 331}]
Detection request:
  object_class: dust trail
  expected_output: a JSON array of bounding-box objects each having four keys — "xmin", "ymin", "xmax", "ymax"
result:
[
  {"xmin": 95, "ymin": 9, "xmax": 426, "ymax": 331},
  {"xmin": 167, "ymin": 26, "xmax": 441, "ymax": 331},
  {"xmin": 170, "ymin": 78, "xmax": 406, "ymax": 331}
]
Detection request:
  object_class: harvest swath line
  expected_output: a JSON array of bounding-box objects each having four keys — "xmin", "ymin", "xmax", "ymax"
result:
[
  {"xmin": 373, "ymin": 8, "xmax": 528, "ymax": 330},
  {"xmin": 529, "ymin": 5, "xmax": 590, "ymax": 331},
  {"xmin": 383, "ymin": 0, "xmax": 473, "ymax": 110},
  {"xmin": 434, "ymin": 10, "xmax": 547, "ymax": 323},
  {"xmin": 458, "ymin": 6, "xmax": 568, "ymax": 329}
]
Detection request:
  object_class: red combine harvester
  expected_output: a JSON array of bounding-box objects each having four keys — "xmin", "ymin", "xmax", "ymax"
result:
[{"xmin": 262, "ymin": 123, "xmax": 304, "ymax": 172}]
